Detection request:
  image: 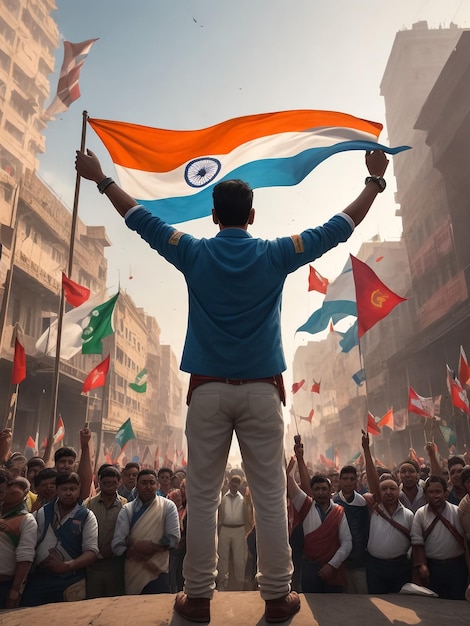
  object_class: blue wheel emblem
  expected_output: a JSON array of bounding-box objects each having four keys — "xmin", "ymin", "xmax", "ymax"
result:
[{"xmin": 184, "ymin": 157, "xmax": 221, "ymax": 188}]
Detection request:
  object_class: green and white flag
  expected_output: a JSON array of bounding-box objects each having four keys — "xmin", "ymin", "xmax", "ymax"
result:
[
  {"xmin": 115, "ymin": 417, "xmax": 135, "ymax": 449},
  {"xmin": 82, "ymin": 292, "xmax": 119, "ymax": 354},
  {"xmin": 129, "ymin": 368, "xmax": 147, "ymax": 393}
]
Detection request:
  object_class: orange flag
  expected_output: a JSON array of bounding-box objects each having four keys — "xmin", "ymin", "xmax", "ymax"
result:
[
  {"xmin": 377, "ymin": 408, "xmax": 394, "ymax": 430},
  {"xmin": 62, "ymin": 272, "xmax": 90, "ymax": 307},
  {"xmin": 350, "ymin": 254, "xmax": 406, "ymax": 338}
]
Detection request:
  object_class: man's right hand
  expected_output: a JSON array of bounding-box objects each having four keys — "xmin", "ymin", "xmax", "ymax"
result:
[
  {"xmin": 361, "ymin": 429, "xmax": 370, "ymax": 450},
  {"xmin": 75, "ymin": 149, "xmax": 106, "ymax": 183}
]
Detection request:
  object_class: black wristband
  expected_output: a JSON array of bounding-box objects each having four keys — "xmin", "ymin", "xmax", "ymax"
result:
[{"xmin": 97, "ymin": 177, "xmax": 114, "ymax": 194}]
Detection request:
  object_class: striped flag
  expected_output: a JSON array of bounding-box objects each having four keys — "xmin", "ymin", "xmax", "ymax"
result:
[
  {"xmin": 89, "ymin": 110, "xmax": 408, "ymax": 224},
  {"xmin": 44, "ymin": 39, "xmax": 98, "ymax": 119}
]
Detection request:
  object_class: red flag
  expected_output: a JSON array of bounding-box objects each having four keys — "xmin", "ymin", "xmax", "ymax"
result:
[
  {"xmin": 105, "ymin": 451, "xmax": 113, "ymax": 464},
  {"xmin": 308, "ymin": 265, "xmax": 329, "ymax": 294},
  {"xmin": 375, "ymin": 457, "xmax": 386, "ymax": 468},
  {"xmin": 291, "ymin": 379, "xmax": 305, "ymax": 394},
  {"xmin": 25, "ymin": 436, "xmax": 36, "ymax": 449},
  {"xmin": 367, "ymin": 411, "xmax": 381, "ymax": 436},
  {"xmin": 11, "ymin": 324, "xmax": 26, "ymax": 384},
  {"xmin": 407, "ymin": 387, "xmax": 433, "ymax": 418},
  {"xmin": 458, "ymin": 346, "xmax": 470, "ymax": 386},
  {"xmin": 53, "ymin": 416, "xmax": 65, "ymax": 444},
  {"xmin": 447, "ymin": 365, "xmax": 470, "ymax": 416},
  {"xmin": 377, "ymin": 408, "xmax": 394, "ymax": 430},
  {"xmin": 350, "ymin": 254, "xmax": 407, "ymax": 338},
  {"xmin": 311, "ymin": 379, "xmax": 320, "ymax": 394},
  {"xmin": 62, "ymin": 272, "xmax": 90, "ymax": 307},
  {"xmin": 82, "ymin": 355, "xmax": 110, "ymax": 393},
  {"xmin": 300, "ymin": 409, "xmax": 314, "ymax": 423},
  {"xmin": 43, "ymin": 39, "xmax": 99, "ymax": 118},
  {"xmin": 329, "ymin": 320, "xmax": 334, "ymax": 333}
]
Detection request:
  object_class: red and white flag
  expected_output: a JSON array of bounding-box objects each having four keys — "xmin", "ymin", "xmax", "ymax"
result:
[
  {"xmin": 377, "ymin": 408, "xmax": 394, "ymax": 430},
  {"xmin": 82, "ymin": 355, "xmax": 110, "ymax": 393},
  {"xmin": 458, "ymin": 346, "xmax": 470, "ymax": 386},
  {"xmin": 53, "ymin": 416, "xmax": 65, "ymax": 444},
  {"xmin": 367, "ymin": 411, "xmax": 381, "ymax": 436},
  {"xmin": 407, "ymin": 387, "xmax": 433, "ymax": 418},
  {"xmin": 447, "ymin": 365, "xmax": 470, "ymax": 416},
  {"xmin": 308, "ymin": 266, "xmax": 329, "ymax": 294},
  {"xmin": 62, "ymin": 272, "xmax": 90, "ymax": 308},
  {"xmin": 43, "ymin": 38, "xmax": 98, "ymax": 119},
  {"xmin": 11, "ymin": 323, "xmax": 26, "ymax": 384}
]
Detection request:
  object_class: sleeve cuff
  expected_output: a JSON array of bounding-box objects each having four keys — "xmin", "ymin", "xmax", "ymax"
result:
[
  {"xmin": 336, "ymin": 213, "xmax": 355, "ymax": 231},
  {"xmin": 124, "ymin": 205, "xmax": 144, "ymax": 220}
]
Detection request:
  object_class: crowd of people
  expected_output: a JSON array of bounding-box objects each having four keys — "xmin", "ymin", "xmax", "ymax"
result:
[{"xmin": 1, "ymin": 424, "xmax": 470, "ymax": 613}]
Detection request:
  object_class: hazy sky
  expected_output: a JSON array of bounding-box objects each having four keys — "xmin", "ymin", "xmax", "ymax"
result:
[{"xmin": 39, "ymin": 0, "xmax": 470, "ymax": 401}]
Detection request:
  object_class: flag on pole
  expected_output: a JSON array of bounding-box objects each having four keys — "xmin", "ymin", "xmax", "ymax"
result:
[
  {"xmin": 299, "ymin": 409, "xmax": 314, "ymax": 423},
  {"xmin": 24, "ymin": 436, "xmax": 36, "ymax": 454},
  {"xmin": 367, "ymin": 412, "xmax": 381, "ymax": 436},
  {"xmin": 308, "ymin": 266, "xmax": 329, "ymax": 294},
  {"xmin": 82, "ymin": 355, "xmax": 110, "ymax": 393},
  {"xmin": 116, "ymin": 418, "xmax": 136, "ymax": 449},
  {"xmin": 350, "ymin": 255, "xmax": 406, "ymax": 338},
  {"xmin": 458, "ymin": 346, "xmax": 470, "ymax": 386},
  {"xmin": 81, "ymin": 293, "xmax": 119, "ymax": 354},
  {"xmin": 62, "ymin": 272, "xmax": 90, "ymax": 307},
  {"xmin": 338, "ymin": 321, "xmax": 359, "ymax": 353},
  {"xmin": 311, "ymin": 379, "xmax": 320, "ymax": 394},
  {"xmin": 53, "ymin": 416, "xmax": 65, "ymax": 444},
  {"xmin": 407, "ymin": 387, "xmax": 434, "ymax": 418},
  {"xmin": 43, "ymin": 39, "xmax": 98, "ymax": 119},
  {"xmin": 352, "ymin": 368, "xmax": 366, "ymax": 387},
  {"xmin": 446, "ymin": 365, "xmax": 470, "ymax": 416},
  {"xmin": 11, "ymin": 323, "xmax": 26, "ymax": 384},
  {"xmin": 377, "ymin": 408, "xmax": 394, "ymax": 430},
  {"xmin": 291, "ymin": 379, "xmax": 305, "ymax": 394},
  {"xmin": 129, "ymin": 368, "xmax": 147, "ymax": 393},
  {"xmin": 35, "ymin": 290, "xmax": 108, "ymax": 360},
  {"xmin": 88, "ymin": 111, "xmax": 408, "ymax": 224}
]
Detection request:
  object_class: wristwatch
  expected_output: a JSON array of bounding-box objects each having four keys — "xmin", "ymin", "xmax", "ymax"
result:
[{"xmin": 365, "ymin": 175, "xmax": 386, "ymax": 192}]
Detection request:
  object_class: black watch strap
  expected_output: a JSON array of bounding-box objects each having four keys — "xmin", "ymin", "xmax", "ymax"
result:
[{"xmin": 365, "ymin": 175, "xmax": 386, "ymax": 192}]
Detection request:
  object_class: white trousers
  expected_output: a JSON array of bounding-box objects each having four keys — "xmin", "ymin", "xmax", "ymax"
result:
[
  {"xmin": 217, "ymin": 525, "xmax": 247, "ymax": 588},
  {"xmin": 183, "ymin": 382, "xmax": 293, "ymax": 600}
]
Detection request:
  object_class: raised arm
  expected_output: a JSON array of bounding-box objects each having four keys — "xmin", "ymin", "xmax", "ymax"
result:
[
  {"xmin": 294, "ymin": 442, "xmax": 313, "ymax": 497},
  {"xmin": 361, "ymin": 430, "xmax": 380, "ymax": 501},
  {"xmin": 75, "ymin": 149, "xmax": 138, "ymax": 217},
  {"xmin": 342, "ymin": 150, "xmax": 389, "ymax": 226},
  {"xmin": 425, "ymin": 442, "xmax": 442, "ymax": 476}
]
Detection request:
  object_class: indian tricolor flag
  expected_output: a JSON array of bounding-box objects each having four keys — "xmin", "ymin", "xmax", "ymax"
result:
[{"xmin": 88, "ymin": 110, "xmax": 409, "ymax": 224}]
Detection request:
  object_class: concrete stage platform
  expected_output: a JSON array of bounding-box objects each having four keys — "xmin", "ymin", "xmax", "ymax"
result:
[{"xmin": 1, "ymin": 591, "xmax": 468, "ymax": 625}]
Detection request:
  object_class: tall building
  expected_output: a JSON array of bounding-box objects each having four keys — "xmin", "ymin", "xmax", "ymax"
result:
[
  {"xmin": 378, "ymin": 21, "xmax": 470, "ymax": 457},
  {"xmin": 0, "ymin": 0, "xmax": 184, "ymax": 462}
]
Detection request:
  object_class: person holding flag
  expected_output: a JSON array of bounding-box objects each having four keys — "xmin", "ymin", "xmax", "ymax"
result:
[{"xmin": 76, "ymin": 144, "xmax": 389, "ymax": 623}]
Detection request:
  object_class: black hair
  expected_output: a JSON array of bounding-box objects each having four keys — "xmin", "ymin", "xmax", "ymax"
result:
[
  {"xmin": 460, "ymin": 466, "xmax": 470, "ymax": 484},
  {"xmin": 27, "ymin": 456, "xmax": 45, "ymax": 469},
  {"xmin": 448, "ymin": 456, "xmax": 465, "ymax": 470},
  {"xmin": 138, "ymin": 468, "xmax": 157, "ymax": 481},
  {"xmin": 54, "ymin": 447, "xmax": 77, "ymax": 463},
  {"xmin": 399, "ymin": 458, "xmax": 420, "ymax": 473},
  {"xmin": 213, "ymin": 179, "xmax": 253, "ymax": 227},
  {"xmin": 34, "ymin": 468, "xmax": 58, "ymax": 488},
  {"xmin": 310, "ymin": 474, "xmax": 331, "ymax": 489},
  {"xmin": 99, "ymin": 466, "xmax": 121, "ymax": 481},
  {"xmin": 340, "ymin": 465, "xmax": 357, "ymax": 478},
  {"xmin": 55, "ymin": 471, "xmax": 80, "ymax": 487},
  {"xmin": 157, "ymin": 467, "xmax": 172, "ymax": 478},
  {"xmin": 424, "ymin": 474, "xmax": 448, "ymax": 492}
]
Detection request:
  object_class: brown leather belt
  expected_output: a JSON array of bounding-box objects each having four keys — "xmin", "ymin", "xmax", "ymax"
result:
[{"xmin": 187, "ymin": 373, "xmax": 285, "ymax": 406}]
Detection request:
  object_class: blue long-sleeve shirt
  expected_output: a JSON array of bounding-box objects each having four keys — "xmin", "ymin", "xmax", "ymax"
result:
[{"xmin": 126, "ymin": 207, "xmax": 353, "ymax": 379}]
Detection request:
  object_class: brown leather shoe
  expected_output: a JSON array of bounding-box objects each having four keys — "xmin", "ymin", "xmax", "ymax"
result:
[
  {"xmin": 174, "ymin": 592, "xmax": 211, "ymax": 623},
  {"xmin": 265, "ymin": 591, "xmax": 300, "ymax": 623}
]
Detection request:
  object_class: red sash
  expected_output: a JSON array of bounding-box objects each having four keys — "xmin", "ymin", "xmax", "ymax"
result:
[{"xmin": 303, "ymin": 505, "xmax": 347, "ymax": 586}]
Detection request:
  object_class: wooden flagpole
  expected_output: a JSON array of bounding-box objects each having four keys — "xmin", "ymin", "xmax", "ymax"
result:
[{"xmin": 43, "ymin": 111, "xmax": 89, "ymax": 464}]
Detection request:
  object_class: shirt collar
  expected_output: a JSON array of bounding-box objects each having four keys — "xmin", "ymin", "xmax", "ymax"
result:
[{"xmin": 216, "ymin": 229, "xmax": 252, "ymax": 239}]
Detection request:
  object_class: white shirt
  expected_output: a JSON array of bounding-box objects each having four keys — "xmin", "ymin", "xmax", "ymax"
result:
[
  {"xmin": 34, "ymin": 502, "xmax": 99, "ymax": 565},
  {"xmin": 219, "ymin": 490, "xmax": 245, "ymax": 526},
  {"xmin": 335, "ymin": 491, "xmax": 367, "ymax": 507},
  {"xmin": 0, "ymin": 512, "xmax": 37, "ymax": 576},
  {"xmin": 411, "ymin": 502, "xmax": 465, "ymax": 560},
  {"xmin": 399, "ymin": 484, "xmax": 426, "ymax": 513},
  {"xmin": 292, "ymin": 490, "xmax": 352, "ymax": 569},
  {"xmin": 367, "ymin": 501, "xmax": 414, "ymax": 559}
]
